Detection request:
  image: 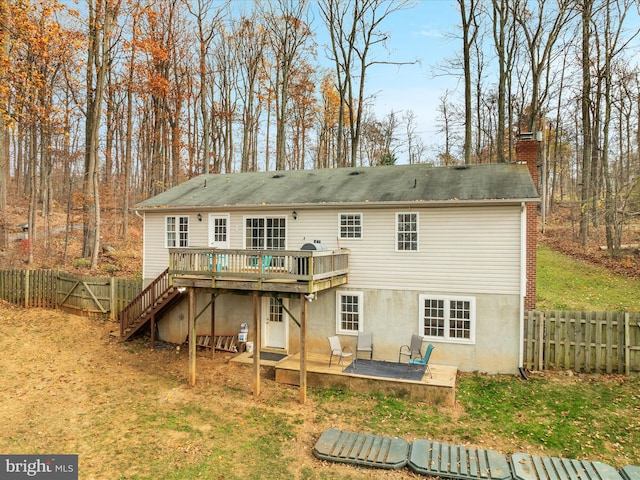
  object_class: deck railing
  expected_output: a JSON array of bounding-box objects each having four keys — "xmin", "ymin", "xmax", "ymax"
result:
[
  {"xmin": 169, "ymin": 248, "xmax": 349, "ymax": 282},
  {"xmin": 119, "ymin": 268, "xmax": 173, "ymax": 337}
]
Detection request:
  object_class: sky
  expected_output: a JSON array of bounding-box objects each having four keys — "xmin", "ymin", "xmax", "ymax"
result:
[
  {"xmin": 353, "ymin": 2, "xmax": 461, "ymax": 138},
  {"xmin": 314, "ymin": 0, "xmax": 640, "ymax": 164},
  {"xmin": 313, "ymin": 0, "xmax": 464, "ymax": 162}
]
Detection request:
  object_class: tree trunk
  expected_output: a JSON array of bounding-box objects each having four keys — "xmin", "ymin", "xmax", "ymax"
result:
[
  {"xmin": 83, "ymin": 0, "xmax": 119, "ymax": 268},
  {"xmin": 579, "ymin": 0, "xmax": 593, "ymax": 248},
  {"xmin": 458, "ymin": 0, "xmax": 478, "ymax": 165},
  {"xmin": 0, "ymin": 0, "xmax": 8, "ymax": 224}
]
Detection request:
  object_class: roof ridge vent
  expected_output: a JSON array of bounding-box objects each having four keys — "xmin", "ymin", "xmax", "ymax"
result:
[
  {"xmin": 454, "ymin": 165, "xmax": 468, "ymax": 170},
  {"xmin": 349, "ymin": 171, "xmax": 363, "ymax": 176}
]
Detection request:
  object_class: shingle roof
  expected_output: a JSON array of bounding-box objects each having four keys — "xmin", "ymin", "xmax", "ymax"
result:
[{"xmin": 134, "ymin": 163, "xmax": 539, "ymax": 210}]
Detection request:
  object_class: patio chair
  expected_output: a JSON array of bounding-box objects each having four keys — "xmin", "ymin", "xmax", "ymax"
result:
[
  {"xmin": 398, "ymin": 334, "xmax": 424, "ymax": 363},
  {"xmin": 408, "ymin": 343, "xmax": 434, "ymax": 378},
  {"xmin": 215, "ymin": 254, "xmax": 228, "ymax": 272},
  {"xmin": 355, "ymin": 332, "xmax": 373, "ymax": 363},
  {"xmin": 328, "ymin": 336, "xmax": 353, "ymax": 368},
  {"xmin": 251, "ymin": 255, "xmax": 273, "ymax": 273}
]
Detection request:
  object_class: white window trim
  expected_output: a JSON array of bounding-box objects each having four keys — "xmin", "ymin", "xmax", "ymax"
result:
[
  {"xmin": 208, "ymin": 213, "xmax": 230, "ymax": 248},
  {"xmin": 335, "ymin": 291, "xmax": 364, "ymax": 336},
  {"xmin": 243, "ymin": 215, "xmax": 288, "ymax": 250},
  {"xmin": 418, "ymin": 294, "xmax": 476, "ymax": 345},
  {"xmin": 338, "ymin": 212, "xmax": 363, "ymax": 240},
  {"xmin": 395, "ymin": 212, "xmax": 419, "ymax": 252},
  {"xmin": 165, "ymin": 215, "xmax": 189, "ymax": 248}
]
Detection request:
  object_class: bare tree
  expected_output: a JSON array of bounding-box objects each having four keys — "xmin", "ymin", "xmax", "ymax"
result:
[
  {"xmin": 258, "ymin": 0, "xmax": 312, "ymax": 171},
  {"xmin": 211, "ymin": 25, "xmax": 238, "ymax": 173},
  {"xmin": 319, "ymin": 0, "xmax": 414, "ymax": 167},
  {"xmin": 435, "ymin": 89, "xmax": 461, "ymax": 165},
  {"xmin": 456, "ymin": 0, "xmax": 480, "ymax": 165},
  {"xmin": 579, "ymin": 0, "xmax": 593, "ymax": 248},
  {"xmin": 403, "ymin": 110, "xmax": 425, "ymax": 164},
  {"xmin": 233, "ymin": 16, "xmax": 267, "ymax": 172},
  {"xmin": 184, "ymin": 0, "xmax": 228, "ymax": 175},
  {"xmin": 596, "ymin": 0, "xmax": 636, "ymax": 255},
  {"xmin": 512, "ymin": 0, "xmax": 573, "ymax": 133},
  {"xmin": 0, "ymin": 0, "xmax": 8, "ymax": 223},
  {"xmin": 83, "ymin": 0, "xmax": 121, "ymax": 268},
  {"xmin": 490, "ymin": 0, "xmax": 518, "ymax": 162}
]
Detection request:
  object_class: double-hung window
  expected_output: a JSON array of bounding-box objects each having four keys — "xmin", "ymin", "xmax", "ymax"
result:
[
  {"xmin": 419, "ymin": 295, "xmax": 475, "ymax": 344},
  {"xmin": 336, "ymin": 291, "xmax": 364, "ymax": 335},
  {"xmin": 339, "ymin": 213, "xmax": 362, "ymax": 239},
  {"xmin": 396, "ymin": 213, "xmax": 418, "ymax": 251},
  {"xmin": 166, "ymin": 216, "xmax": 189, "ymax": 247}
]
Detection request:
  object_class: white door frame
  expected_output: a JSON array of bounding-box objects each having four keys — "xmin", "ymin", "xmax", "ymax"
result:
[
  {"xmin": 261, "ymin": 296, "xmax": 288, "ymax": 350},
  {"xmin": 208, "ymin": 214, "xmax": 230, "ymax": 248}
]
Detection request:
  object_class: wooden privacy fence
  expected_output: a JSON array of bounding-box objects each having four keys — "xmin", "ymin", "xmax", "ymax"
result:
[
  {"xmin": 0, "ymin": 269, "xmax": 142, "ymax": 320},
  {"xmin": 523, "ymin": 310, "xmax": 640, "ymax": 375}
]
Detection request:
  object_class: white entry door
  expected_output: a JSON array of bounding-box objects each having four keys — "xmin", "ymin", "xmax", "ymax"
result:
[{"xmin": 262, "ymin": 297, "xmax": 288, "ymax": 350}]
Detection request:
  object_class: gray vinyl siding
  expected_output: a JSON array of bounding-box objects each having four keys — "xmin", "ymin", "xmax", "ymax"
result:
[
  {"xmin": 142, "ymin": 214, "xmax": 166, "ymax": 282},
  {"xmin": 343, "ymin": 206, "xmax": 521, "ymax": 294},
  {"xmin": 142, "ymin": 213, "xmax": 207, "ymax": 281},
  {"xmin": 142, "ymin": 205, "xmax": 522, "ymax": 295}
]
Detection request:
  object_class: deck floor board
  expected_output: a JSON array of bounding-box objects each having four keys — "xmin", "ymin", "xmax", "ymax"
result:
[{"xmin": 231, "ymin": 351, "xmax": 457, "ymax": 405}]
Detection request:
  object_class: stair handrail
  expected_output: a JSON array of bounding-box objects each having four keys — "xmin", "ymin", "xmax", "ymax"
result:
[{"xmin": 119, "ymin": 268, "xmax": 172, "ymax": 337}]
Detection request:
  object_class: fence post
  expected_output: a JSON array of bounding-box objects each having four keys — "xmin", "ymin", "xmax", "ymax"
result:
[
  {"xmin": 55, "ymin": 269, "xmax": 60, "ymax": 308},
  {"xmin": 537, "ymin": 311, "xmax": 544, "ymax": 370},
  {"xmin": 110, "ymin": 277, "xmax": 116, "ymax": 321},
  {"xmin": 24, "ymin": 270, "xmax": 29, "ymax": 308},
  {"xmin": 625, "ymin": 312, "xmax": 630, "ymax": 376}
]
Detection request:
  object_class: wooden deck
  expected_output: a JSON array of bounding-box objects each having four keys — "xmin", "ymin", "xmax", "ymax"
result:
[
  {"xmin": 169, "ymin": 248, "xmax": 349, "ymax": 294},
  {"xmin": 232, "ymin": 352, "xmax": 457, "ymax": 406}
]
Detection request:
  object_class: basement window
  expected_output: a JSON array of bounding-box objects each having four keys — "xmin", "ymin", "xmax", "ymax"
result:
[
  {"xmin": 419, "ymin": 295, "xmax": 475, "ymax": 344},
  {"xmin": 336, "ymin": 291, "xmax": 364, "ymax": 335}
]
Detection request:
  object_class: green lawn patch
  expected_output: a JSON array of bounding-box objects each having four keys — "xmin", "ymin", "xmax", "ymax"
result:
[{"xmin": 537, "ymin": 244, "xmax": 640, "ymax": 311}]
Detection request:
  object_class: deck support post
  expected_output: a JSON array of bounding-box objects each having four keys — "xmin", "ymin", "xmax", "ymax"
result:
[
  {"xmin": 188, "ymin": 287, "xmax": 196, "ymax": 386},
  {"xmin": 150, "ymin": 313, "xmax": 156, "ymax": 351},
  {"xmin": 210, "ymin": 293, "xmax": 216, "ymax": 359},
  {"xmin": 300, "ymin": 293, "xmax": 308, "ymax": 404},
  {"xmin": 253, "ymin": 291, "xmax": 261, "ymax": 398}
]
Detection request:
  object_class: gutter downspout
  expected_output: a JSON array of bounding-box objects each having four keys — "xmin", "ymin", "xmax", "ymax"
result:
[{"xmin": 518, "ymin": 201, "xmax": 528, "ymax": 379}]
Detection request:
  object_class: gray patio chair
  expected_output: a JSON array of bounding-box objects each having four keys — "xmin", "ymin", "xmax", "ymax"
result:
[
  {"xmin": 328, "ymin": 336, "xmax": 353, "ymax": 368},
  {"xmin": 408, "ymin": 343, "xmax": 434, "ymax": 378},
  {"xmin": 355, "ymin": 332, "xmax": 373, "ymax": 363},
  {"xmin": 398, "ymin": 334, "xmax": 424, "ymax": 363}
]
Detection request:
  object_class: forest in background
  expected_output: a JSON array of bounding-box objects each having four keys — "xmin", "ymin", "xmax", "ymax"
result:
[{"xmin": 0, "ymin": 0, "xmax": 639, "ymax": 271}]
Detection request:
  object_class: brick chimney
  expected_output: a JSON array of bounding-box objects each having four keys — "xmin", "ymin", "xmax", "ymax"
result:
[{"xmin": 515, "ymin": 136, "xmax": 539, "ymax": 311}]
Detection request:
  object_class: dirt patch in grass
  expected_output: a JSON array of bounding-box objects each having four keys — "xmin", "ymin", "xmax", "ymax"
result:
[{"xmin": 0, "ymin": 304, "xmax": 428, "ymax": 479}]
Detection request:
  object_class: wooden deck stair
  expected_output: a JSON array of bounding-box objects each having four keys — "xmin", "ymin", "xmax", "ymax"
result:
[{"xmin": 119, "ymin": 268, "xmax": 184, "ymax": 341}]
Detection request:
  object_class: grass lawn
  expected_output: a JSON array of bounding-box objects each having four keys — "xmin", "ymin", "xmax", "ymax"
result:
[
  {"xmin": 537, "ymin": 244, "xmax": 640, "ymax": 311},
  {"xmin": 1, "ymin": 306, "xmax": 640, "ymax": 479},
  {"xmin": 314, "ymin": 372, "xmax": 640, "ymax": 469},
  {"xmin": 1, "ymin": 248, "xmax": 639, "ymax": 478}
]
